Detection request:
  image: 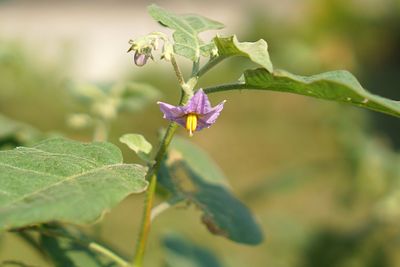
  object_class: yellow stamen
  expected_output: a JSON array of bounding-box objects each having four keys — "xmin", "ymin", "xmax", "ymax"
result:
[{"xmin": 185, "ymin": 114, "xmax": 198, "ymax": 137}]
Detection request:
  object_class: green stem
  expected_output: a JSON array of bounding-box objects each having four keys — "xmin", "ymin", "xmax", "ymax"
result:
[
  {"xmin": 132, "ymin": 174, "xmax": 157, "ymax": 267},
  {"xmin": 170, "ymin": 54, "xmax": 185, "ymax": 88},
  {"xmin": 132, "ymin": 93, "xmax": 189, "ymax": 267},
  {"xmin": 150, "ymin": 201, "xmax": 171, "ymax": 222},
  {"xmin": 191, "ymin": 59, "xmax": 200, "ymax": 77},
  {"xmin": 203, "ymin": 82, "xmax": 250, "ymax": 94},
  {"xmin": 90, "ymin": 243, "xmax": 130, "ymax": 267},
  {"xmin": 132, "ymin": 54, "xmax": 211, "ymax": 266},
  {"xmin": 132, "ymin": 123, "xmax": 178, "ymax": 267},
  {"xmin": 196, "ymin": 56, "xmax": 225, "ymax": 77},
  {"xmin": 150, "ymin": 196, "xmax": 183, "ymax": 222}
]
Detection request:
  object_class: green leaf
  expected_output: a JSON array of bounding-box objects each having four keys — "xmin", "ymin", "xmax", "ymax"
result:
[
  {"xmin": 162, "ymin": 234, "xmax": 224, "ymax": 267},
  {"xmin": 205, "ymin": 68, "xmax": 400, "ymax": 118},
  {"xmin": 148, "ymin": 4, "xmax": 224, "ymax": 61},
  {"xmin": 158, "ymin": 137, "xmax": 263, "ymax": 245},
  {"xmin": 0, "ymin": 138, "xmax": 148, "ymax": 232},
  {"xmin": 214, "ymin": 35, "xmax": 273, "ymax": 72},
  {"xmin": 184, "ymin": 164, "xmax": 263, "ymax": 245},
  {"xmin": 119, "ymin": 133, "xmax": 153, "ymax": 162}
]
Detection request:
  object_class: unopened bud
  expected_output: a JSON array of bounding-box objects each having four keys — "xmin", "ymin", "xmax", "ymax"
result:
[{"xmin": 134, "ymin": 52, "xmax": 149, "ymax": 67}]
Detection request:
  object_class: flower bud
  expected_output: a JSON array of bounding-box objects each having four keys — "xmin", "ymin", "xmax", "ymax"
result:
[{"xmin": 134, "ymin": 52, "xmax": 149, "ymax": 67}]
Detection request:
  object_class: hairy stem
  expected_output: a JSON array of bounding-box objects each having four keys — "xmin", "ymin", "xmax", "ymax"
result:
[{"xmin": 170, "ymin": 55, "xmax": 185, "ymax": 88}]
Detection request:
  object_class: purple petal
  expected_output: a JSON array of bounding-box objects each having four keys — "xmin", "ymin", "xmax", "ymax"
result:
[
  {"xmin": 183, "ymin": 89, "xmax": 212, "ymax": 114},
  {"xmin": 157, "ymin": 101, "xmax": 186, "ymax": 127},
  {"xmin": 197, "ymin": 100, "xmax": 226, "ymax": 130}
]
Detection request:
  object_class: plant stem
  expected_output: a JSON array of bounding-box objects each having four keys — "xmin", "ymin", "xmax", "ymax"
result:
[
  {"xmin": 196, "ymin": 56, "xmax": 225, "ymax": 77},
  {"xmin": 90, "ymin": 243, "xmax": 130, "ymax": 267},
  {"xmin": 170, "ymin": 54, "xmax": 185, "ymax": 88},
  {"xmin": 150, "ymin": 202, "xmax": 171, "ymax": 222},
  {"xmin": 132, "ymin": 67, "xmax": 193, "ymax": 266},
  {"xmin": 132, "ymin": 173, "xmax": 157, "ymax": 267},
  {"xmin": 203, "ymin": 82, "xmax": 250, "ymax": 94},
  {"xmin": 191, "ymin": 59, "xmax": 200, "ymax": 77},
  {"xmin": 132, "ymin": 123, "xmax": 179, "ymax": 267},
  {"xmin": 132, "ymin": 51, "xmax": 225, "ymax": 266}
]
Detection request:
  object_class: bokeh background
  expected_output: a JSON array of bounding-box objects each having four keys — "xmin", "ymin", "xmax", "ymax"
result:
[{"xmin": 1, "ymin": 0, "xmax": 400, "ymax": 266}]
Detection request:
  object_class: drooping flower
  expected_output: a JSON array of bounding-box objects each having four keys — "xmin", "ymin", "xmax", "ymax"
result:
[{"xmin": 157, "ymin": 89, "xmax": 226, "ymax": 136}]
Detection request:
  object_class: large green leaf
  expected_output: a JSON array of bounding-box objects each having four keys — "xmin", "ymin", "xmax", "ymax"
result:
[
  {"xmin": 148, "ymin": 4, "xmax": 224, "ymax": 61},
  {"xmin": 158, "ymin": 137, "xmax": 263, "ymax": 245},
  {"xmin": 162, "ymin": 234, "xmax": 224, "ymax": 267},
  {"xmin": 205, "ymin": 68, "xmax": 400, "ymax": 118},
  {"xmin": 214, "ymin": 35, "xmax": 273, "ymax": 72},
  {"xmin": 0, "ymin": 138, "xmax": 148, "ymax": 231}
]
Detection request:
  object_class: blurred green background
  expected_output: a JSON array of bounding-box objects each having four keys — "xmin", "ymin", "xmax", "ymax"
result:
[{"xmin": 1, "ymin": 0, "xmax": 400, "ymax": 266}]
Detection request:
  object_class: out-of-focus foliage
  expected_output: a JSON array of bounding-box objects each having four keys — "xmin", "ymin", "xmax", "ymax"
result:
[
  {"xmin": 69, "ymin": 82, "xmax": 160, "ymax": 122},
  {"xmin": 158, "ymin": 136, "xmax": 263, "ymax": 245},
  {"xmin": 0, "ymin": 114, "xmax": 42, "ymax": 149},
  {"xmin": 162, "ymin": 234, "xmax": 224, "ymax": 267}
]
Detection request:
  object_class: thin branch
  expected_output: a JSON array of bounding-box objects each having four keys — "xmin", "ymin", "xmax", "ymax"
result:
[
  {"xmin": 196, "ymin": 56, "xmax": 225, "ymax": 77},
  {"xmin": 203, "ymin": 83, "xmax": 250, "ymax": 94},
  {"xmin": 132, "ymin": 174, "xmax": 157, "ymax": 267},
  {"xmin": 89, "ymin": 243, "xmax": 130, "ymax": 267},
  {"xmin": 170, "ymin": 55, "xmax": 186, "ymax": 88},
  {"xmin": 150, "ymin": 201, "xmax": 172, "ymax": 222}
]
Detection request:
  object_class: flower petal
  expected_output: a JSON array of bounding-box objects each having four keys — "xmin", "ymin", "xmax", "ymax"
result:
[
  {"xmin": 197, "ymin": 100, "xmax": 226, "ymax": 130},
  {"xmin": 183, "ymin": 89, "xmax": 212, "ymax": 114},
  {"xmin": 157, "ymin": 101, "xmax": 186, "ymax": 127}
]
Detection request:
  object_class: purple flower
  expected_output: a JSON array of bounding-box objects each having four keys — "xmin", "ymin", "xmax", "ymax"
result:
[{"xmin": 157, "ymin": 89, "xmax": 226, "ymax": 136}]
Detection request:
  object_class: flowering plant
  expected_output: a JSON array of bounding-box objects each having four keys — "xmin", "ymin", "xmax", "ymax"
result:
[{"xmin": 0, "ymin": 4, "xmax": 399, "ymax": 267}]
